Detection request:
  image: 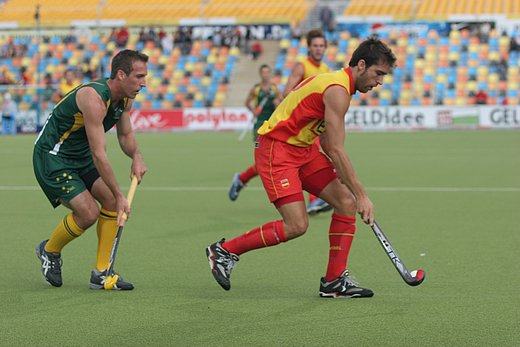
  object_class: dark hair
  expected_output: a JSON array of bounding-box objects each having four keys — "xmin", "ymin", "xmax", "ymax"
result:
[
  {"xmin": 306, "ymin": 28, "xmax": 327, "ymax": 47},
  {"xmin": 110, "ymin": 49, "xmax": 149, "ymax": 79},
  {"xmin": 348, "ymin": 37, "xmax": 396, "ymax": 68},
  {"xmin": 259, "ymin": 64, "xmax": 271, "ymax": 72}
]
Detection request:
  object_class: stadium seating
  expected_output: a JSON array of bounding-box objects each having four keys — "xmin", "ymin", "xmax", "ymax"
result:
[
  {"xmin": 0, "ymin": 0, "xmax": 311, "ymax": 27},
  {"xmin": 344, "ymin": 0, "xmax": 520, "ymax": 20},
  {"xmin": 0, "ymin": 30, "xmax": 238, "ymax": 111},
  {"xmin": 0, "ymin": 23, "xmax": 518, "ymax": 110},
  {"xmin": 275, "ymin": 28, "xmax": 519, "ymax": 107}
]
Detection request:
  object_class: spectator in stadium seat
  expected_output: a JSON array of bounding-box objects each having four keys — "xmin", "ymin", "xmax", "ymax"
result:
[
  {"xmin": 138, "ymin": 27, "xmax": 148, "ymax": 45},
  {"xmin": 207, "ymin": 38, "xmax": 397, "ymax": 298},
  {"xmin": 250, "ymin": 40, "xmax": 263, "ymax": 60},
  {"xmin": 19, "ymin": 66, "xmax": 32, "ymax": 85},
  {"xmin": 291, "ymin": 21, "xmax": 303, "ymax": 40},
  {"xmin": 0, "ymin": 67, "xmax": 14, "ymax": 85},
  {"xmin": 180, "ymin": 27, "xmax": 193, "ymax": 55},
  {"xmin": 475, "ymin": 89, "xmax": 488, "ymax": 105},
  {"xmin": 509, "ymin": 35, "xmax": 520, "ymax": 52},
  {"xmin": 1, "ymin": 92, "xmax": 18, "ymax": 135},
  {"xmin": 63, "ymin": 27, "xmax": 77, "ymax": 44},
  {"xmin": 51, "ymin": 69, "xmax": 79, "ymax": 103},
  {"xmin": 161, "ymin": 31, "xmax": 173, "ymax": 53},
  {"xmin": 211, "ymin": 29, "xmax": 223, "ymax": 47},
  {"xmin": 147, "ymin": 27, "xmax": 157, "ymax": 44},
  {"xmin": 319, "ymin": 5, "xmax": 335, "ymax": 33},
  {"xmin": 244, "ymin": 26, "xmax": 252, "ymax": 54},
  {"xmin": 116, "ymin": 27, "xmax": 129, "ymax": 47},
  {"xmin": 109, "ymin": 28, "xmax": 118, "ymax": 42},
  {"xmin": 228, "ymin": 64, "xmax": 282, "ymax": 202},
  {"xmin": 42, "ymin": 73, "xmax": 56, "ymax": 102},
  {"xmin": 234, "ymin": 26, "xmax": 242, "ymax": 48},
  {"xmin": 497, "ymin": 57, "xmax": 508, "ymax": 81},
  {"xmin": 158, "ymin": 27, "xmax": 166, "ymax": 40}
]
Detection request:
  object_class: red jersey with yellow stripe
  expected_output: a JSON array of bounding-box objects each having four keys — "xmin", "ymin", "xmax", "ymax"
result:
[
  {"xmin": 258, "ymin": 67, "xmax": 355, "ymax": 147},
  {"xmin": 301, "ymin": 57, "xmax": 330, "ymax": 79}
]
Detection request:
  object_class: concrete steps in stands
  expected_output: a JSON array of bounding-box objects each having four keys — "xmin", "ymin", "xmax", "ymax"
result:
[{"xmin": 226, "ymin": 40, "xmax": 280, "ymax": 107}]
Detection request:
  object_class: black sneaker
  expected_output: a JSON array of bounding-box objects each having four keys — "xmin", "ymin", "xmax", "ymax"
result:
[
  {"xmin": 89, "ymin": 269, "xmax": 134, "ymax": 290},
  {"xmin": 228, "ymin": 173, "xmax": 245, "ymax": 201},
  {"xmin": 206, "ymin": 239, "xmax": 239, "ymax": 290},
  {"xmin": 35, "ymin": 239, "xmax": 63, "ymax": 287},
  {"xmin": 319, "ymin": 270, "xmax": 374, "ymax": 298}
]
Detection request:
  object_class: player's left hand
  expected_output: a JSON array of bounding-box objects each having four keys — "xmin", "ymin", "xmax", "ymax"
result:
[
  {"xmin": 357, "ymin": 196, "xmax": 374, "ymax": 226},
  {"xmin": 116, "ymin": 193, "xmax": 131, "ymax": 227}
]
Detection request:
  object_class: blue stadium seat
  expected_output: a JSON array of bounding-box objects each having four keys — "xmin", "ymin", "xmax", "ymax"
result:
[{"xmin": 447, "ymin": 89, "xmax": 456, "ymax": 98}]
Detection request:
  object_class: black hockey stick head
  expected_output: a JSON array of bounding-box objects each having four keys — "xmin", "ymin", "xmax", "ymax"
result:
[{"xmin": 405, "ymin": 269, "xmax": 425, "ymax": 286}]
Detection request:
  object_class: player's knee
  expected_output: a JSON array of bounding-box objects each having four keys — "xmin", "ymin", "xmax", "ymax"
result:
[
  {"xmin": 285, "ymin": 218, "xmax": 309, "ymax": 239},
  {"xmin": 80, "ymin": 207, "xmax": 101, "ymax": 228},
  {"xmin": 332, "ymin": 193, "xmax": 357, "ymax": 215}
]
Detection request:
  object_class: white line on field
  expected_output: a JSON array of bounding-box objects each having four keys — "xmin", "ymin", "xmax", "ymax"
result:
[{"xmin": 1, "ymin": 186, "xmax": 519, "ymax": 192}]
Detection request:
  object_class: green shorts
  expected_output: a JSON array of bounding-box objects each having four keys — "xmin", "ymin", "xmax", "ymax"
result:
[{"xmin": 33, "ymin": 147, "xmax": 98, "ymax": 208}]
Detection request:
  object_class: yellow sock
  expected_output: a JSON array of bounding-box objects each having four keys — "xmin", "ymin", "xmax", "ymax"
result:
[
  {"xmin": 96, "ymin": 208, "xmax": 118, "ymax": 271},
  {"xmin": 45, "ymin": 213, "xmax": 85, "ymax": 253}
]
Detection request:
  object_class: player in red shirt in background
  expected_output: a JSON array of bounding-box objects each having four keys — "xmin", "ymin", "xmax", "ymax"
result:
[
  {"xmin": 283, "ymin": 29, "xmax": 332, "ymax": 215},
  {"xmin": 207, "ymin": 38, "xmax": 396, "ymax": 298},
  {"xmin": 228, "ymin": 64, "xmax": 281, "ymax": 201},
  {"xmin": 229, "ymin": 29, "xmax": 329, "ymax": 204}
]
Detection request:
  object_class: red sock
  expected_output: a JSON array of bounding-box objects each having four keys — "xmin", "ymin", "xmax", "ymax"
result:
[
  {"xmin": 308, "ymin": 193, "xmax": 318, "ymax": 203},
  {"xmin": 325, "ymin": 214, "xmax": 356, "ymax": 282},
  {"xmin": 222, "ymin": 220, "xmax": 286, "ymax": 255},
  {"xmin": 239, "ymin": 165, "xmax": 258, "ymax": 184}
]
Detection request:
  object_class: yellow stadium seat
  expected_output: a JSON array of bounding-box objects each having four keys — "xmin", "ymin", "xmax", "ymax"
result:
[{"xmin": 455, "ymin": 97, "xmax": 467, "ymax": 105}]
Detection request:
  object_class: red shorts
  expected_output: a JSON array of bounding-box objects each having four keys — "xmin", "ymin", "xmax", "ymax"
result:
[{"xmin": 255, "ymin": 135, "xmax": 337, "ymax": 204}]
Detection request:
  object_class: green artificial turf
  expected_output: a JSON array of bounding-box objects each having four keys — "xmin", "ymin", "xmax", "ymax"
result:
[{"xmin": 0, "ymin": 130, "xmax": 518, "ymax": 346}]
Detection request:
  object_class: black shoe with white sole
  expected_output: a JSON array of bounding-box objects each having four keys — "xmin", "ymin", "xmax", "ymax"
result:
[
  {"xmin": 35, "ymin": 239, "xmax": 63, "ymax": 287},
  {"xmin": 89, "ymin": 269, "xmax": 134, "ymax": 290},
  {"xmin": 206, "ymin": 239, "xmax": 239, "ymax": 290},
  {"xmin": 319, "ymin": 270, "xmax": 374, "ymax": 298}
]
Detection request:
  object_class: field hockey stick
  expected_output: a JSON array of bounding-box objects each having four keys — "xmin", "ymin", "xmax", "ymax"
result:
[
  {"xmin": 238, "ymin": 92, "xmax": 270, "ymax": 142},
  {"xmin": 370, "ymin": 220, "xmax": 425, "ymax": 286},
  {"xmin": 238, "ymin": 117, "xmax": 256, "ymax": 142},
  {"xmin": 104, "ymin": 175, "xmax": 139, "ymax": 290}
]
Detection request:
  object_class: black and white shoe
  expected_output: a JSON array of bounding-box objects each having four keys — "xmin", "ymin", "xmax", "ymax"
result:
[
  {"xmin": 228, "ymin": 173, "xmax": 245, "ymax": 201},
  {"xmin": 319, "ymin": 270, "xmax": 374, "ymax": 298},
  {"xmin": 89, "ymin": 269, "xmax": 134, "ymax": 290},
  {"xmin": 206, "ymin": 239, "xmax": 239, "ymax": 290},
  {"xmin": 35, "ymin": 239, "xmax": 63, "ymax": 287}
]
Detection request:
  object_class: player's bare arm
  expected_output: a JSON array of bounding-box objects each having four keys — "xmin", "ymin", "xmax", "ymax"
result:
[
  {"xmin": 282, "ymin": 62, "xmax": 304, "ymax": 97},
  {"xmin": 116, "ymin": 98, "xmax": 147, "ymax": 183},
  {"xmin": 77, "ymin": 87, "xmax": 128, "ymax": 225},
  {"xmin": 244, "ymin": 87, "xmax": 257, "ymax": 115},
  {"xmin": 321, "ymin": 85, "xmax": 374, "ymax": 224},
  {"xmin": 273, "ymin": 84, "xmax": 282, "ymax": 107}
]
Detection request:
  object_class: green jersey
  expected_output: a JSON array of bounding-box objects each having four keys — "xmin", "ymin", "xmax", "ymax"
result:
[
  {"xmin": 253, "ymin": 83, "xmax": 278, "ymax": 132},
  {"xmin": 35, "ymin": 78, "xmax": 128, "ymax": 159}
]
